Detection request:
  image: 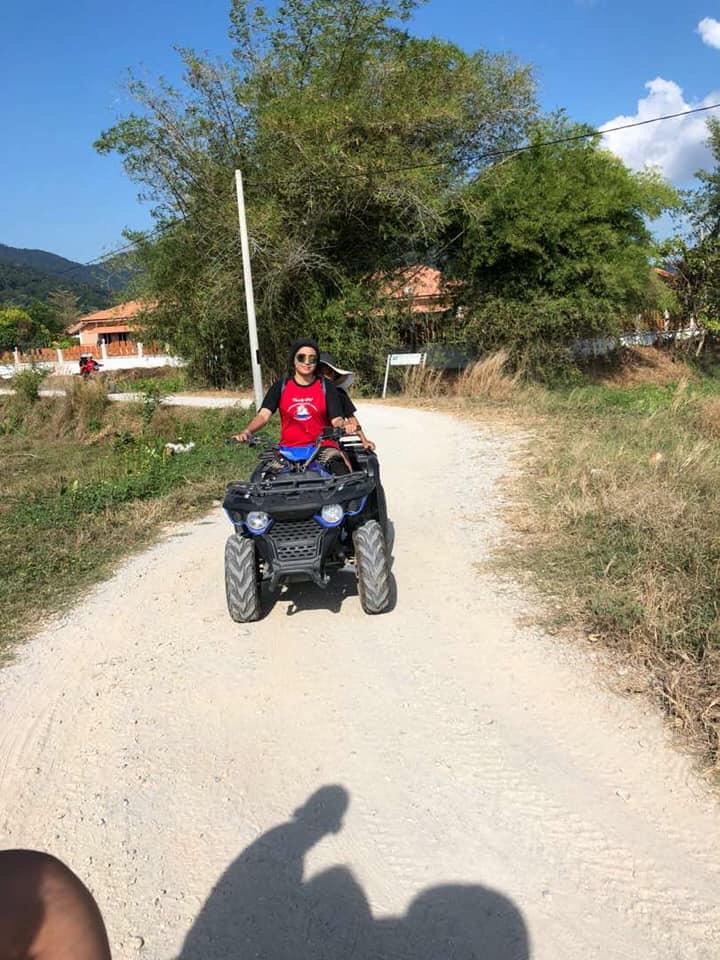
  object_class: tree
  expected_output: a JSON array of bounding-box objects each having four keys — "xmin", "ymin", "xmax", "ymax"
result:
[
  {"xmin": 47, "ymin": 289, "xmax": 80, "ymax": 332},
  {"xmin": 689, "ymin": 117, "xmax": 720, "ymax": 241},
  {"xmin": 96, "ymin": 0, "xmax": 536, "ymax": 385},
  {"xmin": 0, "ymin": 298, "xmax": 77, "ymax": 352},
  {"xmin": 660, "ymin": 118, "xmax": 720, "ymax": 346},
  {"xmin": 445, "ymin": 117, "xmax": 677, "ymax": 376},
  {"xmin": 0, "ymin": 307, "xmax": 37, "ymax": 352}
]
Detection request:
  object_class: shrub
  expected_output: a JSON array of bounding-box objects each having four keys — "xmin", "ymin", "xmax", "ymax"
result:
[{"xmin": 11, "ymin": 366, "xmax": 49, "ymax": 402}]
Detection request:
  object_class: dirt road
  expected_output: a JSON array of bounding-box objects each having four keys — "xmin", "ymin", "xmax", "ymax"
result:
[{"xmin": 1, "ymin": 405, "xmax": 719, "ymax": 959}]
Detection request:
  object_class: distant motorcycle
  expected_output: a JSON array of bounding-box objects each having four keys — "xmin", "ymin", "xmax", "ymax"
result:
[{"xmin": 79, "ymin": 354, "xmax": 102, "ymax": 380}]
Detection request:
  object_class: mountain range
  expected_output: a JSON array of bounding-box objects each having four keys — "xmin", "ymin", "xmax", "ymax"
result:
[{"xmin": 0, "ymin": 242, "xmax": 132, "ymax": 310}]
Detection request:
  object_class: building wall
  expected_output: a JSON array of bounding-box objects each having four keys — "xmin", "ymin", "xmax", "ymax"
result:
[{"xmin": 78, "ymin": 327, "xmax": 134, "ymax": 346}]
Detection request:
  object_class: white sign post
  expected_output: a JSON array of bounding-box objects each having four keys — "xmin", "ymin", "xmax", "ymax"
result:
[{"xmin": 382, "ymin": 352, "xmax": 426, "ymax": 398}]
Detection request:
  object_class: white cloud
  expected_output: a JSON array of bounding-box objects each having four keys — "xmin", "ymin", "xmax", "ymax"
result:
[
  {"xmin": 698, "ymin": 17, "xmax": 720, "ymax": 49},
  {"xmin": 599, "ymin": 78, "xmax": 720, "ymax": 183}
]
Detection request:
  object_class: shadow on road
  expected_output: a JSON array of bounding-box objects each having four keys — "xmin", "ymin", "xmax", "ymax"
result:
[
  {"xmin": 179, "ymin": 785, "xmax": 529, "ymax": 959},
  {"xmin": 262, "ymin": 567, "xmax": 398, "ymax": 617},
  {"xmin": 261, "ymin": 513, "xmax": 398, "ymax": 618}
]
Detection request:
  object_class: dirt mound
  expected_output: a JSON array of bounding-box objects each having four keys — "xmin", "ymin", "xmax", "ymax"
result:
[{"xmin": 585, "ymin": 346, "xmax": 695, "ymax": 386}]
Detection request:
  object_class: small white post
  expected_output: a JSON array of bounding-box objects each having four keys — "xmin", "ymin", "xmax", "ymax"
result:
[
  {"xmin": 56, "ymin": 348, "xmax": 63, "ymax": 363},
  {"xmin": 382, "ymin": 354, "xmax": 392, "ymax": 399},
  {"xmin": 13, "ymin": 347, "xmax": 20, "ymax": 367},
  {"xmin": 137, "ymin": 341, "xmax": 144, "ymax": 359},
  {"xmin": 235, "ymin": 169, "xmax": 264, "ymax": 410},
  {"xmin": 100, "ymin": 340, "xmax": 108, "ymax": 361}
]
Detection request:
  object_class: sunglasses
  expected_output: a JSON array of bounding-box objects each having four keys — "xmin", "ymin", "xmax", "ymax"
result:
[{"xmin": 295, "ymin": 353, "xmax": 318, "ymax": 365}]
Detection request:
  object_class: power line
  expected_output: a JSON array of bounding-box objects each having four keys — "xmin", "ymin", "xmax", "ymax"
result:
[
  {"xmin": 50, "ymin": 221, "xmax": 180, "ymax": 281},
  {"xmin": 274, "ymin": 101, "xmax": 720, "ymax": 185},
  {"xmin": 378, "ymin": 107, "xmax": 720, "ymax": 295},
  {"xmin": 58, "ymin": 100, "xmax": 720, "ymax": 272}
]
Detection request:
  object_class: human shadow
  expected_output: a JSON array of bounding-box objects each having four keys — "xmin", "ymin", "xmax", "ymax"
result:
[{"xmin": 179, "ymin": 786, "xmax": 529, "ymax": 960}]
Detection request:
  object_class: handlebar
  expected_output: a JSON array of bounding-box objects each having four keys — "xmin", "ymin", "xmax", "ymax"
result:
[
  {"xmin": 320, "ymin": 426, "xmax": 345, "ymax": 441},
  {"xmin": 225, "ymin": 427, "xmax": 344, "ymax": 449},
  {"xmin": 224, "ymin": 436, "xmax": 267, "ymax": 447}
]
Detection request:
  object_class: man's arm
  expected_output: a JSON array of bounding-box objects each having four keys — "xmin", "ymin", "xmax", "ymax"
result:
[
  {"xmin": 233, "ymin": 380, "xmax": 282, "ymax": 441},
  {"xmin": 233, "ymin": 407, "xmax": 272, "ymax": 442}
]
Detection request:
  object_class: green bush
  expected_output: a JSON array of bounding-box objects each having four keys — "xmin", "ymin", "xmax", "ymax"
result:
[{"xmin": 11, "ymin": 366, "xmax": 50, "ymax": 402}]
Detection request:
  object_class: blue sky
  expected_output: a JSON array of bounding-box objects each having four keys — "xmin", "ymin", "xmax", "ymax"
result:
[{"xmin": 2, "ymin": 0, "xmax": 720, "ymax": 262}]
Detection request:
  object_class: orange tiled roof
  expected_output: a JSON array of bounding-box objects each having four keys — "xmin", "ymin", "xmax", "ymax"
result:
[
  {"xmin": 67, "ymin": 300, "xmax": 151, "ymax": 334},
  {"xmin": 379, "ymin": 266, "xmax": 444, "ymax": 300},
  {"xmin": 374, "ymin": 266, "xmax": 457, "ymax": 313}
]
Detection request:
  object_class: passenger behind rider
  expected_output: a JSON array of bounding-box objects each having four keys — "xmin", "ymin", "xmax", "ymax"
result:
[
  {"xmin": 233, "ymin": 337, "xmax": 350, "ymax": 475},
  {"xmin": 317, "ymin": 353, "xmax": 376, "ymax": 452}
]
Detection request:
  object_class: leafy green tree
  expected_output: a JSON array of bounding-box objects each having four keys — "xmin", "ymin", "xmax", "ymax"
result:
[
  {"xmin": 96, "ymin": 0, "xmax": 536, "ymax": 385},
  {"xmin": 447, "ymin": 117, "xmax": 677, "ymax": 376},
  {"xmin": 0, "ymin": 307, "xmax": 37, "ymax": 352},
  {"xmin": 688, "ymin": 117, "xmax": 720, "ymax": 241},
  {"xmin": 660, "ymin": 118, "xmax": 720, "ymax": 347},
  {"xmin": 46, "ymin": 289, "xmax": 80, "ymax": 333}
]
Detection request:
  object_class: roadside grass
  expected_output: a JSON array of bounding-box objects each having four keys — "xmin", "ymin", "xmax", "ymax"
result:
[
  {"xmin": 0, "ymin": 389, "xmax": 258, "ymax": 651},
  {"xmin": 11, "ymin": 366, "xmax": 50, "ymax": 401},
  {"xmin": 448, "ymin": 352, "xmax": 720, "ymax": 768},
  {"xmin": 394, "ymin": 346, "xmax": 720, "ymax": 766},
  {"xmin": 43, "ymin": 367, "xmax": 190, "ymax": 395},
  {"xmin": 400, "ymin": 350, "xmax": 521, "ymax": 402},
  {"xmin": 108, "ymin": 370, "xmax": 189, "ymax": 395}
]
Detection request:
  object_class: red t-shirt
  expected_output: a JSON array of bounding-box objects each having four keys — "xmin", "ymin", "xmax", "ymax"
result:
[{"xmin": 262, "ymin": 376, "xmax": 343, "ymax": 447}]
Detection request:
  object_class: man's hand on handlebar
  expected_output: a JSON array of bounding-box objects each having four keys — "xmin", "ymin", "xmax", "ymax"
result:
[
  {"xmin": 232, "ymin": 430, "xmax": 253, "ymax": 443},
  {"xmin": 321, "ymin": 425, "xmax": 345, "ymax": 441}
]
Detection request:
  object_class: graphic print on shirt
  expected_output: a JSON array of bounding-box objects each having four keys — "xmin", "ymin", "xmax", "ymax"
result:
[{"xmin": 288, "ymin": 397, "xmax": 317, "ymax": 422}]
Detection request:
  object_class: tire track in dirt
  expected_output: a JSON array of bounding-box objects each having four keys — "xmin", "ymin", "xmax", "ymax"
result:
[{"xmin": 1, "ymin": 405, "xmax": 719, "ymax": 960}]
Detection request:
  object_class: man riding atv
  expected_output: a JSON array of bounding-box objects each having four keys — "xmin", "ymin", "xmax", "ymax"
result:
[
  {"xmin": 224, "ymin": 337, "xmax": 390, "ymax": 620},
  {"xmin": 233, "ymin": 337, "xmax": 350, "ymax": 474}
]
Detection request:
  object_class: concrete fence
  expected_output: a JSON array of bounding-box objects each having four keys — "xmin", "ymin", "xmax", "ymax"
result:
[
  {"xmin": 0, "ymin": 342, "xmax": 185, "ymax": 379},
  {"xmin": 572, "ymin": 326, "xmax": 704, "ymax": 357}
]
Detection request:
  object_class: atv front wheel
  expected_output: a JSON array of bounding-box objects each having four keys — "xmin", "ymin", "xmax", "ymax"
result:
[
  {"xmin": 353, "ymin": 520, "xmax": 391, "ymax": 614},
  {"xmin": 225, "ymin": 534, "xmax": 262, "ymax": 622}
]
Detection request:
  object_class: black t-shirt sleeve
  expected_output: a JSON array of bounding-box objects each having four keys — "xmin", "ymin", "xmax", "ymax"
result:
[
  {"xmin": 261, "ymin": 379, "xmax": 283, "ymax": 413},
  {"xmin": 324, "ymin": 381, "xmax": 344, "ymax": 421},
  {"xmin": 338, "ymin": 388, "xmax": 357, "ymax": 417}
]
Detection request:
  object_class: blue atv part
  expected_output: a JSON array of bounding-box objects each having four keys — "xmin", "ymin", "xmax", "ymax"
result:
[{"xmin": 278, "ymin": 445, "xmax": 316, "ymax": 462}]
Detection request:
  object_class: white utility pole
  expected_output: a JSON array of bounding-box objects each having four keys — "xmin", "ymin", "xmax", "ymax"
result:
[{"xmin": 234, "ymin": 169, "xmax": 264, "ymax": 409}]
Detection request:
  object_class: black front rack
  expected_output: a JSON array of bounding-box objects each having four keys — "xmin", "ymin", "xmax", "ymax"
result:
[{"xmin": 223, "ymin": 469, "xmax": 373, "ymax": 518}]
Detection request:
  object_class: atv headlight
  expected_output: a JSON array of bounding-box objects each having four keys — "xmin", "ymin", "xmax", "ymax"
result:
[
  {"xmin": 245, "ymin": 510, "xmax": 271, "ymax": 534},
  {"xmin": 320, "ymin": 503, "xmax": 344, "ymax": 526}
]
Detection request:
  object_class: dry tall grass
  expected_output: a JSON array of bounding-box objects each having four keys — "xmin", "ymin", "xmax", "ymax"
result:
[
  {"xmin": 400, "ymin": 364, "xmax": 447, "ymax": 398},
  {"xmin": 695, "ymin": 396, "xmax": 720, "ymax": 438},
  {"xmin": 54, "ymin": 379, "xmax": 110, "ymax": 437},
  {"xmin": 400, "ymin": 350, "xmax": 520, "ymax": 401},
  {"xmin": 454, "ymin": 350, "xmax": 520, "ymax": 400},
  {"xmin": 508, "ymin": 386, "xmax": 720, "ymax": 768}
]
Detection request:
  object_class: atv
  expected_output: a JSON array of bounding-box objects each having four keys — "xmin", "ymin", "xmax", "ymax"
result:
[{"xmin": 222, "ymin": 427, "xmax": 391, "ymax": 621}]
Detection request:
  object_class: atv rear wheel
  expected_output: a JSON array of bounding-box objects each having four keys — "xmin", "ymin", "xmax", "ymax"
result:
[
  {"xmin": 225, "ymin": 534, "xmax": 262, "ymax": 622},
  {"xmin": 353, "ymin": 520, "xmax": 391, "ymax": 614}
]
